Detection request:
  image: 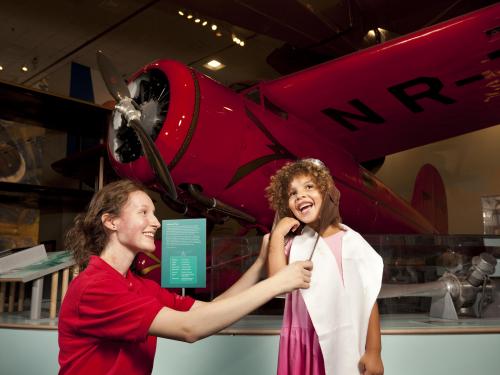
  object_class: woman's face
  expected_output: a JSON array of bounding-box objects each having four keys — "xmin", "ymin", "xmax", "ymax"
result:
[
  {"xmin": 287, "ymin": 174, "xmax": 323, "ymax": 225},
  {"xmin": 113, "ymin": 190, "xmax": 161, "ymax": 254}
]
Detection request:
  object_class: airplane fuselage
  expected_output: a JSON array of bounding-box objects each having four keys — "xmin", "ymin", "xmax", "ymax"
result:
[{"xmin": 108, "ymin": 60, "xmax": 436, "ymax": 234}]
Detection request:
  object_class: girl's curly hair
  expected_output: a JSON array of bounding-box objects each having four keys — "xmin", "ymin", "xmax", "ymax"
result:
[
  {"xmin": 265, "ymin": 159, "xmax": 341, "ymax": 233},
  {"xmin": 65, "ymin": 179, "xmax": 146, "ymax": 270}
]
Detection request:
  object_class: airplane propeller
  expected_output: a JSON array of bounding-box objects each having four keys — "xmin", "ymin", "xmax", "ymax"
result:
[{"xmin": 96, "ymin": 51, "xmax": 178, "ymax": 200}]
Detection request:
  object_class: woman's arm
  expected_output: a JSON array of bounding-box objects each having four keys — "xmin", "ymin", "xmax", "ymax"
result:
[
  {"xmin": 358, "ymin": 303, "xmax": 384, "ymax": 375},
  {"xmin": 149, "ymin": 259, "xmax": 313, "ymax": 342}
]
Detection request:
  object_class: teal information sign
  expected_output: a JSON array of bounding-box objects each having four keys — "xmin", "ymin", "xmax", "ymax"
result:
[{"xmin": 161, "ymin": 218, "xmax": 206, "ymax": 288}]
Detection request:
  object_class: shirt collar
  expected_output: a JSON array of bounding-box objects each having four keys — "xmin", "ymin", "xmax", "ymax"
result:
[{"xmin": 88, "ymin": 255, "xmax": 135, "ymax": 284}]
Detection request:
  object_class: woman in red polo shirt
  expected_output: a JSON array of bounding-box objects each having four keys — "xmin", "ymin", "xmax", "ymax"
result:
[{"xmin": 58, "ymin": 179, "xmax": 312, "ymax": 375}]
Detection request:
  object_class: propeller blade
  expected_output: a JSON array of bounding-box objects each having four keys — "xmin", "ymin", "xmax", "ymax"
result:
[
  {"xmin": 127, "ymin": 118, "xmax": 178, "ymax": 200},
  {"xmin": 96, "ymin": 51, "xmax": 131, "ymax": 102},
  {"xmin": 97, "ymin": 51, "xmax": 178, "ymax": 201}
]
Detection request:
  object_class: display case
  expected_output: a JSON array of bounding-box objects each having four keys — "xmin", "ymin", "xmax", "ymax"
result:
[
  {"xmin": 0, "ymin": 120, "xmax": 95, "ymax": 251},
  {"xmin": 0, "ymin": 80, "xmax": 110, "ymax": 325},
  {"xmin": 0, "ymin": 120, "xmax": 97, "ymax": 326},
  {"xmin": 369, "ymin": 234, "xmax": 500, "ymax": 321},
  {"xmin": 209, "ymin": 233, "xmax": 500, "ymax": 322},
  {"xmin": 0, "ymin": 80, "xmax": 110, "ymax": 251}
]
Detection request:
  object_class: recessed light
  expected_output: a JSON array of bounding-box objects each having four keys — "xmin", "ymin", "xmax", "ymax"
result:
[
  {"xmin": 203, "ymin": 60, "xmax": 225, "ymax": 71},
  {"xmin": 0, "ymin": 66, "xmax": 3, "ymax": 71},
  {"xmin": 178, "ymin": 10, "xmax": 184, "ymax": 16},
  {"xmin": 206, "ymin": 60, "xmax": 221, "ymax": 68},
  {"xmin": 21, "ymin": 65, "xmax": 28, "ymax": 72},
  {"xmin": 202, "ymin": 21, "xmax": 207, "ymax": 26},
  {"xmin": 211, "ymin": 24, "xmax": 217, "ymax": 31},
  {"xmin": 187, "ymin": 14, "xmax": 193, "ymax": 19}
]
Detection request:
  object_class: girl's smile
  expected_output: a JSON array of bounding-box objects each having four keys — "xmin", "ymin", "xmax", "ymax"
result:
[{"xmin": 288, "ymin": 174, "xmax": 323, "ymax": 225}]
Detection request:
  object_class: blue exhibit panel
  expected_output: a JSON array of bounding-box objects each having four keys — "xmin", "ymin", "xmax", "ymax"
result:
[{"xmin": 161, "ymin": 218, "xmax": 206, "ymax": 288}]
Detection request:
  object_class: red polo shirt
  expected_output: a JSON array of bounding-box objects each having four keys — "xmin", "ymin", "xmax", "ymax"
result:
[{"xmin": 58, "ymin": 256, "xmax": 195, "ymax": 375}]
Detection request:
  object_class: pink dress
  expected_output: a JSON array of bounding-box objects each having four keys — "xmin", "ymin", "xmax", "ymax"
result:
[{"xmin": 277, "ymin": 231, "xmax": 344, "ymax": 375}]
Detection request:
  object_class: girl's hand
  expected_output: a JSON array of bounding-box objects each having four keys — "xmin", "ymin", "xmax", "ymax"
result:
[
  {"xmin": 358, "ymin": 350, "xmax": 384, "ymax": 375},
  {"xmin": 274, "ymin": 217, "xmax": 301, "ymax": 238}
]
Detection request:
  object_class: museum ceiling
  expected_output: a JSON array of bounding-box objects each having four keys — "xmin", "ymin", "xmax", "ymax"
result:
[{"xmin": 0, "ymin": 0, "xmax": 497, "ymax": 102}]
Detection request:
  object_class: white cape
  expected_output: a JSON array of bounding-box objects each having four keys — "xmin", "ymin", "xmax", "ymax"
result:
[{"xmin": 289, "ymin": 224, "xmax": 383, "ymax": 375}]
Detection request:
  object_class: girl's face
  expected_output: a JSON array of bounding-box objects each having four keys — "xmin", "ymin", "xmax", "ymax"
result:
[
  {"xmin": 113, "ymin": 190, "xmax": 161, "ymax": 254},
  {"xmin": 287, "ymin": 174, "xmax": 323, "ymax": 225}
]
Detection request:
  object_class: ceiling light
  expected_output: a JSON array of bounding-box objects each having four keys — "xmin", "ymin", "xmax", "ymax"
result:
[
  {"xmin": 364, "ymin": 27, "xmax": 391, "ymax": 43},
  {"xmin": 206, "ymin": 60, "xmax": 221, "ymax": 68},
  {"xmin": 195, "ymin": 18, "xmax": 201, "ymax": 23},
  {"xmin": 0, "ymin": 66, "xmax": 3, "ymax": 71},
  {"xmin": 215, "ymin": 32, "xmax": 222, "ymax": 37},
  {"xmin": 21, "ymin": 65, "xmax": 28, "ymax": 72},
  {"xmin": 211, "ymin": 24, "xmax": 217, "ymax": 31},
  {"xmin": 203, "ymin": 59, "xmax": 225, "ymax": 71},
  {"xmin": 202, "ymin": 21, "xmax": 207, "ymax": 26},
  {"xmin": 187, "ymin": 14, "xmax": 193, "ymax": 19},
  {"xmin": 232, "ymin": 34, "xmax": 245, "ymax": 46},
  {"xmin": 178, "ymin": 10, "xmax": 184, "ymax": 16}
]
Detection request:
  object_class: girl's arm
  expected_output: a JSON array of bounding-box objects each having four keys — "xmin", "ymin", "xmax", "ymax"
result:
[
  {"xmin": 358, "ymin": 303, "xmax": 384, "ymax": 375},
  {"xmin": 213, "ymin": 234, "xmax": 270, "ymax": 301},
  {"xmin": 149, "ymin": 259, "xmax": 313, "ymax": 342},
  {"xmin": 268, "ymin": 217, "xmax": 301, "ymax": 276}
]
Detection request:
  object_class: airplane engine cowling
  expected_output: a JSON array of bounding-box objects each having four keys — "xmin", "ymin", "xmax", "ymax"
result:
[{"xmin": 109, "ymin": 60, "xmax": 194, "ymax": 184}]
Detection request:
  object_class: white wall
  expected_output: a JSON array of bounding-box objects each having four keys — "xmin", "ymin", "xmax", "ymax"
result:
[{"xmin": 376, "ymin": 125, "xmax": 500, "ymax": 234}]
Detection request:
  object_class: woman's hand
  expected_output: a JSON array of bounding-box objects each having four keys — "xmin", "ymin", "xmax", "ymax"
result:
[
  {"xmin": 272, "ymin": 260, "xmax": 313, "ymax": 293},
  {"xmin": 257, "ymin": 233, "xmax": 271, "ymax": 263},
  {"xmin": 358, "ymin": 350, "xmax": 384, "ymax": 375}
]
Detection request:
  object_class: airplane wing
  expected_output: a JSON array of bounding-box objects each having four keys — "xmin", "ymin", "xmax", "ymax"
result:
[{"xmin": 260, "ymin": 4, "xmax": 500, "ymax": 163}]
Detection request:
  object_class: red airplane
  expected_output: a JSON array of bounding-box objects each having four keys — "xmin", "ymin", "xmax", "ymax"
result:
[{"xmin": 101, "ymin": 4, "xmax": 500, "ymax": 238}]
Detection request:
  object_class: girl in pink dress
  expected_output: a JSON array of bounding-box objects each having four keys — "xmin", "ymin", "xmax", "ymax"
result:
[{"xmin": 266, "ymin": 159, "xmax": 384, "ymax": 375}]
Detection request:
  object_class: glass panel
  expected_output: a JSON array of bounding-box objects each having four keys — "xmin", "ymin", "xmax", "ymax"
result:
[
  {"xmin": 482, "ymin": 195, "xmax": 500, "ymax": 235},
  {"xmin": 208, "ymin": 234, "xmax": 500, "ymax": 319},
  {"xmin": 0, "ymin": 120, "xmax": 95, "ymax": 252}
]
